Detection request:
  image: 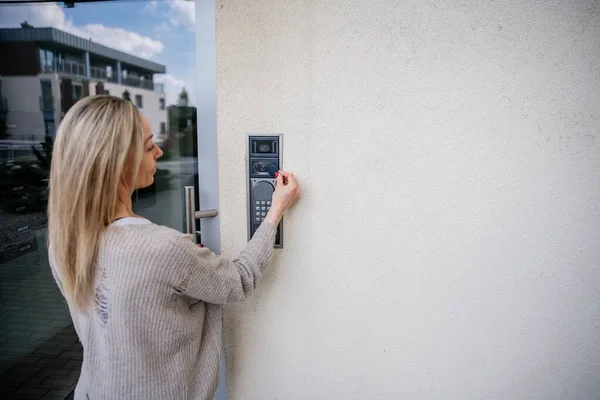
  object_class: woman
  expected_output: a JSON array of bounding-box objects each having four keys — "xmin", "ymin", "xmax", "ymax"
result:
[{"xmin": 47, "ymin": 95, "xmax": 300, "ymax": 399}]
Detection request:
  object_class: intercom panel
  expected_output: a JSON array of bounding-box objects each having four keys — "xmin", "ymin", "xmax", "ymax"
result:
[{"xmin": 247, "ymin": 134, "xmax": 282, "ymax": 248}]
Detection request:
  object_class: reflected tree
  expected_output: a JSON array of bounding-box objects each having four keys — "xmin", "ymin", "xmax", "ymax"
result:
[
  {"xmin": 31, "ymin": 135, "xmax": 53, "ymax": 169},
  {"xmin": 177, "ymin": 87, "xmax": 189, "ymax": 107}
]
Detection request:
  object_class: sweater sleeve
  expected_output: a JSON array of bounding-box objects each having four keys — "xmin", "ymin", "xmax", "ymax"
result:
[{"xmin": 171, "ymin": 222, "xmax": 277, "ymax": 304}]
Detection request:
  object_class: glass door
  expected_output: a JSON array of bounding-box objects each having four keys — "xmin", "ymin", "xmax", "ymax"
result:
[{"xmin": 0, "ymin": 1, "xmax": 202, "ymax": 398}]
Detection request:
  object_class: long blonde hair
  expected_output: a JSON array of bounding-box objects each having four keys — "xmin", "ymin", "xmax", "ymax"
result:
[{"xmin": 48, "ymin": 95, "xmax": 144, "ymax": 312}]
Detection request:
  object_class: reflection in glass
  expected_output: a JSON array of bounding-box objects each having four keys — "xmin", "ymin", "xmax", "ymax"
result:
[{"xmin": 0, "ymin": 1, "xmax": 196, "ymax": 397}]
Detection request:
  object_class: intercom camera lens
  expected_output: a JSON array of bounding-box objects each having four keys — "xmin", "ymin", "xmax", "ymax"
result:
[{"xmin": 255, "ymin": 162, "xmax": 267, "ymax": 172}]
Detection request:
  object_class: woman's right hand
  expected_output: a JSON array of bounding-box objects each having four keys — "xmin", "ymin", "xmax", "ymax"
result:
[{"xmin": 265, "ymin": 170, "xmax": 300, "ymax": 226}]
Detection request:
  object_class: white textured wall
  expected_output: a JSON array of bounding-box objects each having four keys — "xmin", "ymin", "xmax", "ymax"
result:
[
  {"xmin": 2, "ymin": 76, "xmax": 45, "ymax": 140},
  {"xmin": 216, "ymin": 1, "xmax": 600, "ymax": 399},
  {"xmin": 2, "ymin": 76, "xmax": 42, "ymax": 113}
]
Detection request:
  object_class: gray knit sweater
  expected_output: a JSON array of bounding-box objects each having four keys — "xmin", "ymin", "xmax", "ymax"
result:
[{"xmin": 50, "ymin": 218, "xmax": 277, "ymax": 400}]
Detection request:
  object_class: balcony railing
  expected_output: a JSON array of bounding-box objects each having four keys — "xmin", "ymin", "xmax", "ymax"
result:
[
  {"xmin": 123, "ymin": 76, "xmax": 164, "ymax": 93},
  {"xmin": 42, "ymin": 60, "xmax": 86, "ymax": 77},
  {"xmin": 90, "ymin": 65, "xmax": 117, "ymax": 82},
  {"xmin": 42, "ymin": 61, "xmax": 163, "ymax": 92}
]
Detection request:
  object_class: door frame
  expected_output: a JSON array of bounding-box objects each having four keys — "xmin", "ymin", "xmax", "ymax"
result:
[
  {"xmin": 195, "ymin": 1, "xmax": 227, "ymax": 399},
  {"xmin": 195, "ymin": 0, "xmax": 221, "ymax": 254}
]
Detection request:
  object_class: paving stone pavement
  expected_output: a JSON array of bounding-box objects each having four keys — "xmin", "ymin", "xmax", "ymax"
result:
[{"xmin": 0, "ymin": 234, "xmax": 81, "ymax": 400}]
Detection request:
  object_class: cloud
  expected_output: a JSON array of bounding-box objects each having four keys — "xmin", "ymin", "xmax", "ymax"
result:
[
  {"xmin": 146, "ymin": 0, "xmax": 194, "ymax": 33},
  {"xmin": 153, "ymin": 21, "xmax": 172, "ymax": 36},
  {"xmin": 0, "ymin": 2, "xmax": 67, "ymax": 28},
  {"xmin": 83, "ymin": 24, "xmax": 164, "ymax": 59},
  {"xmin": 167, "ymin": 0, "xmax": 195, "ymax": 30},
  {"xmin": 0, "ymin": 3, "xmax": 164, "ymax": 59},
  {"xmin": 144, "ymin": 1, "xmax": 158, "ymax": 14}
]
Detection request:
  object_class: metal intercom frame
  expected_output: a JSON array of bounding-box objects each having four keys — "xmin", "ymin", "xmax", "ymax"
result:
[{"xmin": 246, "ymin": 133, "xmax": 283, "ymax": 248}]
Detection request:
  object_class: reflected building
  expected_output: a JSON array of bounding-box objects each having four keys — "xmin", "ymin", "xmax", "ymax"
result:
[
  {"xmin": 0, "ymin": 22, "xmax": 167, "ymax": 262},
  {"xmin": 0, "ymin": 22, "xmax": 167, "ymax": 157}
]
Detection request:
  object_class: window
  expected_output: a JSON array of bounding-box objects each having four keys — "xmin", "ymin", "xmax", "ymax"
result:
[
  {"xmin": 2, "ymin": 2, "xmax": 197, "ymax": 396},
  {"xmin": 40, "ymin": 80, "xmax": 53, "ymax": 111},
  {"xmin": 44, "ymin": 121, "xmax": 55, "ymax": 136},
  {"xmin": 41, "ymin": 80, "xmax": 52, "ymax": 98},
  {"xmin": 159, "ymin": 98, "xmax": 165, "ymax": 110},
  {"xmin": 135, "ymin": 94, "xmax": 143, "ymax": 108},
  {"xmin": 39, "ymin": 48, "xmax": 54, "ymax": 72},
  {"xmin": 72, "ymin": 84, "xmax": 83, "ymax": 101}
]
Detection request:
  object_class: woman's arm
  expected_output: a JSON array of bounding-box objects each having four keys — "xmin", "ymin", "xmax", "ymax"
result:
[
  {"xmin": 173, "ymin": 220, "xmax": 277, "ymax": 304},
  {"xmin": 173, "ymin": 170, "xmax": 299, "ymax": 304}
]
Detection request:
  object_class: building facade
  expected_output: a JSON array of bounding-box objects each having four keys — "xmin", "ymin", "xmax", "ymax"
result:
[{"xmin": 0, "ymin": 24, "xmax": 167, "ymax": 152}]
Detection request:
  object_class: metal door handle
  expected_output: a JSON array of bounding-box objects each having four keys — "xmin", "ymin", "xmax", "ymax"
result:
[{"xmin": 184, "ymin": 186, "xmax": 218, "ymax": 242}]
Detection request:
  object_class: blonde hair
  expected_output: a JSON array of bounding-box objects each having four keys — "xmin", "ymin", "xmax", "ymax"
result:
[{"xmin": 48, "ymin": 95, "xmax": 145, "ymax": 312}]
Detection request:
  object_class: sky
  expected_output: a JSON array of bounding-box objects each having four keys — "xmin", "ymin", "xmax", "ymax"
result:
[{"xmin": 0, "ymin": 0, "xmax": 196, "ymax": 107}]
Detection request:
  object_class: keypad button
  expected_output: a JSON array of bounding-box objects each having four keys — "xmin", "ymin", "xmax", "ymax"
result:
[
  {"xmin": 255, "ymin": 200, "xmax": 260, "ymax": 205},
  {"xmin": 267, "ymin": 206, "xmax": 270, "ymax": 211},
  {"xmin": 261, "ymin": 201, "xmax": 266, "ymax": 205},
  {"xmin": 255, "ymin": 217, "xmax": 261, "ymax": 222},
  {"xmin": 267, "ymin": 201, "xmax": 271, "ymax": 206},
  {"xmin": 261, "ymin": 206, "xmax": 266, "ymax": 211},
  {"xmin": 255, "ymin": 211, "xmax": 260, "ymax": 216},
  {"xmin": 261, "ymin": 217, "xmax": 265, "ymax": 222},
  {"xmin": 256, "ymin": 206, "xmax": 260, "ymax": 210},
  {"xmin": 261, "ymin": 212, "xmax": 266, "ymax": 216}
]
